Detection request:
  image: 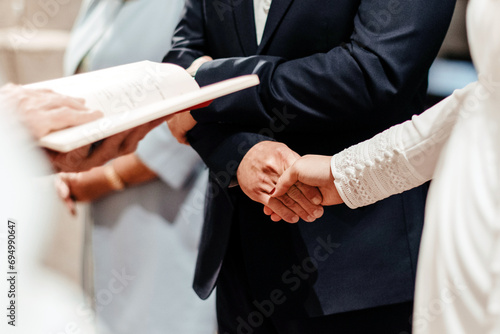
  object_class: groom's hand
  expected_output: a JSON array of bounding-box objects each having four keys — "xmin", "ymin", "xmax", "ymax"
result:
[
  {"xmin": 166, "ymin": 56, "xmax": 213, "ymax": 144},
  {"xmin": 237, "ymin": 141, "xmax": 324, "ymax": 223},
  {"xmin": 167, "ymin": 110, "xmax": 197, "ymax": 145}
]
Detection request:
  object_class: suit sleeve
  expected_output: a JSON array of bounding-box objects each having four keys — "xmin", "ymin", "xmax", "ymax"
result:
[
  {"xmin": 163, "ymin": 0, "xmax": 275, "ymax": 184},
  {"xmin": 163, "ymin": 0, "xmax": 455, "ymax": 183},
  {"xmin": 163, "ymin": 0, "xmax": 207, "ymax": 69},
  {"xmin": 171, "ymin": 0, "xmax": 456, "ymax": 131}
]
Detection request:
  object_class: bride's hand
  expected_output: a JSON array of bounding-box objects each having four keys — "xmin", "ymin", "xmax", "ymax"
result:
[{"xmin": 266, "ymin": 155, "xmax": 344, "ymax": 221}]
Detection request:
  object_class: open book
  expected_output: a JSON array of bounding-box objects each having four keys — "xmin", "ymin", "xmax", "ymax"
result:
[{"xmin": 27, "ymin": 61, "xmax": 260, "ymax": 152}]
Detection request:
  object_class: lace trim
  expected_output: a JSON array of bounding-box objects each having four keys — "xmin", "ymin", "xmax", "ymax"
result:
[{"xmin": 332, "ymin": 125, "xmax": 427, "ymax": 209}]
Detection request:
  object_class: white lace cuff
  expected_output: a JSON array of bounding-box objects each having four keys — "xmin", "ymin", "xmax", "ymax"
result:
[{"xmin": 331, "ymin": 125, "xmax": 427, "ymax": 209}]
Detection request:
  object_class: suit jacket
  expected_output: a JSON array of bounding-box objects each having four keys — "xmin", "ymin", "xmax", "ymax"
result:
[{"xmin": 164, "ymin": 0, "xmax": 456, "ymax": 316}]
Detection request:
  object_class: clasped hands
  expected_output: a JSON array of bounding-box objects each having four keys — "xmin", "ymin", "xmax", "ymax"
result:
[
  {"xmin": 238, "ymin": 141, "xmax": 343, "ymax": 223},
  {"xmin": 166, "ymin": 56, "xmax": 343, "ymax": 222},
  {"xmin": 166, "ymin": 107, "xmax": 343, "ymax": 223}
]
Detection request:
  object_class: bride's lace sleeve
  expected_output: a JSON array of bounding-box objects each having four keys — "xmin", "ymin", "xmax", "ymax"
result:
[{"xmin": 331, "ymin": 82, "xmax": 475, "ymax": 209}]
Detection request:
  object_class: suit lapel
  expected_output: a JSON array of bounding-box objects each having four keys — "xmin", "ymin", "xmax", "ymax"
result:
[
  {"xmin": 232, "ymin": 0, "xmax": 258, "ymax": 56},
  {"xmin": 257, "ymin": 0, "xmax": 294, "ymax": 54}
]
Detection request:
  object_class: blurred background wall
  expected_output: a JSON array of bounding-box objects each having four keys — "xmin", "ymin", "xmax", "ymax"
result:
[
  {"xmin": 0, "ymin": 0, "xmax": 85, "ymax": 288},
  {"xmin": 0, "ymin": 0, "xmax": 82, "ymax": 84},
  {"xmin": 427, "ymin": 0, "xmax": 476, "ymax": 106}
]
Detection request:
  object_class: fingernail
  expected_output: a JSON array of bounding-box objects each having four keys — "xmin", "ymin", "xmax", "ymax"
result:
[
  {"xmin": 312, "ymin": 196, "xmax": 321, "ymax": 205},
  {"xmin": 292, "ymin": 215, "xmax": 299, "ymax": 223},
  {"xmin": 307, "ymin": 216, "xmax": 315, "ymax": 222},
  {"xmin": 314, "ymin": 209, "xmax": 323, "ymax": 218},
  {"xmin": 269, "ymin": 188, "xmax": 275, "ymax": 195}
]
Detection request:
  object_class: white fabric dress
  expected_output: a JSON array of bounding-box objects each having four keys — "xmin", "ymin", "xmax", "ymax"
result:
[
  {"xmin": 330, "ymin": 0, "xmax": 500, "ymax": 332},
  {"xmin": 64, "ymin": 1, "xmax": 216, "ymax": 333},
  {"xmin": 0, "ymin": 102, "xmax": 98, "ymax": 334}
]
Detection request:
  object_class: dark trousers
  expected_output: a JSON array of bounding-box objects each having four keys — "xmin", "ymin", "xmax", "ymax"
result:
[{"xmin": 216, "ymin": 223, "xmax": 413, "ymax": 334}]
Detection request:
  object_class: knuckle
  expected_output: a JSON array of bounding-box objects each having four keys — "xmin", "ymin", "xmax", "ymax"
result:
[
  {"xmin": 280, "ymin": 195, "xmax": 295, "ymax": 207},
  {"xmin": 298, "ymin": 183, "xmax": 317, "ymax": 196},
  {"xmin": 287, "ymin": 186, "xmax": 301, "ymax": 198}
]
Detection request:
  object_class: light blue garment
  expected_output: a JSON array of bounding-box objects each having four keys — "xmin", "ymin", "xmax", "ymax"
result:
[
  {"xmin": 64, "ymin": 0, "xmax": 185, "ymax": 74},
  {"xmin": 64, "ymin": 1, "xmax": 215, "ymax": 333}
]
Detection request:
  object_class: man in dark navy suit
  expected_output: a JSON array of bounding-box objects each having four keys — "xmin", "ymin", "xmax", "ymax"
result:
[{"xmin": 163, "ymin": 0, "xmax": 456, "ymax": 332}]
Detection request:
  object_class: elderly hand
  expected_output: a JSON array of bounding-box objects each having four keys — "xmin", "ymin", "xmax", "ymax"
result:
[
  {"xmin": 55, "ymin": 152, "xmax": 159, "ymax": 215},
  {"xmin": 55, "ymin": 174, "xmax": 78, "ymax": 215},
  {"xmin": 0, "ymin": 84, "xmax": 103, "ymax": 139},
  {"xmin": 56, "ymin": 168, "xmax": 113, "ymax": 215},
  {"xmin": 0, "ymin": 84, "xmax": 165, "ymax": 172},
  {"xmin": 237, "ymin": 141, "xmax": 325, "ymax": 223},
  {"xmin": 46, "ymin": 118, "xmax": 165, "ymax": 172},
  {"xmin": 266, "ymin": 154, "xmax": 343, "ymax": 221}
]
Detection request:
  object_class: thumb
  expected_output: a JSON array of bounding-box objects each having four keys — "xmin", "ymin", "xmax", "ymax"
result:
[
  {"xmin": 282, "ymin": 148, "xmax": 300, "ymax": 169},
  {"xmin": 272, "ymin": 164, "xmax": 299, "ymax": 197}
]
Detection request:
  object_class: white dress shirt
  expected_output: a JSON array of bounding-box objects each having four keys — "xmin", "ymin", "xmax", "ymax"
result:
[{"xmin": 254, "ymin": 0, "xmax": 272, "ymax": 45}]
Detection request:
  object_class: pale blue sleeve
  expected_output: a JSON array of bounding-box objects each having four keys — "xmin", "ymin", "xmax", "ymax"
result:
[
  {"xmin": 65, "ymin": 0, "xmax": 186, "ymax": 73},
  {"xmin": 136, "ymin": 124, "xmax": 203, "ymax": 190}
]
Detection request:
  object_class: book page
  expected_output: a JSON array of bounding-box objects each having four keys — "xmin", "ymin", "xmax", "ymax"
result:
[{"xmin": 27, "ymin": 61, "xmax": 199, "ymax": 116}]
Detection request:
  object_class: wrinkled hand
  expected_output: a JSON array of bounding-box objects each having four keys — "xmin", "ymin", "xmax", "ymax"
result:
[
  {"xmin": 237, "ymin": 141, "xmax": 324, "ymax": 223},
  {"xmin": 55, "ymin": 173, "xmax": 77, "ymax": 215},
  {"xmin": 0, "ymin": 84, "xmax": 102, "ymax": 139},
  {"xmin": 166, "ymin": 111, "xmax": 197, "ymax": 145},
  {"xmin": 265, "ymin": 155, "xmax": 344, "ymax": 221},
  {"xmin": 56, "ymin": 167, "xmax": 115, "ymax": 215},
  {"xmin": 47, "ymin": 117, "xmax": 166, "ymax": 172}
]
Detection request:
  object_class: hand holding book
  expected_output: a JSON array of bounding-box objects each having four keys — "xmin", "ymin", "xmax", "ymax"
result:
[
  {"xmin": 0, "ymin": 82, "xmax": 174, "ymax": 172},
  {"xmin": 46, "ymin": 118, "xmax": 168, "ymax": 172},
  {"xmin": 3, "ymin": 61, "xmax": 258, "ymax": 173},
  {"xmin": 0, "ymin": 83, "xmax": 102, "ymax": 140},
  {"xmin": 28, "ymin": 61, "xmax": 259, "ymax": 152}
]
